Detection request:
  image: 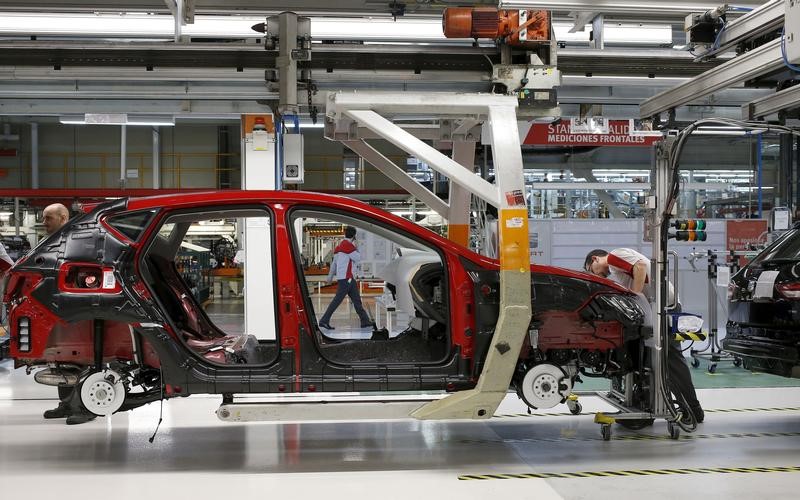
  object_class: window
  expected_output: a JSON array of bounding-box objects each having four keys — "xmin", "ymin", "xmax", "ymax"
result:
[
  {"xmin": 142, "ymin": 208, "xmax": 278, "ymax": 367},
  {"xmin": 292, "ymin": 210, "xmax": 449, "ymax": 365},
  {"xmin": 106, "ymin": 210, "xmax": 156, "ymax": 241}
]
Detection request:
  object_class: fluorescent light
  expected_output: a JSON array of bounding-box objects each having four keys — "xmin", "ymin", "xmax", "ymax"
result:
[
  {"xmin": 59, "ymin": 114, "xmax": 175, "ymax": 126},
  {"xmin": 0, "ymin": 12, "xmax": 673, "ymax": 46}
]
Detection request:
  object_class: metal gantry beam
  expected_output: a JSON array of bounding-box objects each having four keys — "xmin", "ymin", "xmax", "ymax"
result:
[
  {"xmin": 343, "ymin": 109, "xmax": 499, "ymax": 205},
  {"xmin": 499, "ymin": 1, "xmax": 764, "ymax": 16},
  {"xmin": 341, "ymin": 139, "xmax": 450, "ymax": 218},
  {"xmin": 694, "ymin": 0, "xmax": 784, "ymax": 60},
  {"xmin": 640, "ymin": 38, "xmax": 784, "ymax": 118},
  {"xmin": 743, "ymin": 85, "xmax": 800, "ymax": 120}
]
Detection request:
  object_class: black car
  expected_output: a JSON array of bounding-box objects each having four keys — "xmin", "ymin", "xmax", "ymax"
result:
[{"xmin": 724, "ymin": 224, "xmax": 800, "ymax": 378}]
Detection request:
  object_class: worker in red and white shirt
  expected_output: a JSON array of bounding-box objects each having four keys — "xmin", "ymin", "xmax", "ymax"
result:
[
  {"xmin": 584, "ymin": 247, "xmax": 675, "ymax": 304},
  {"xmin": 584, "ymin": 248, "xmax": 703, "ymax": 424}
]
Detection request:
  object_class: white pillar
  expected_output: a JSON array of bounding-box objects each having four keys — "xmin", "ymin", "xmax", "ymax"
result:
[
  {"xmin": 152, "ymin": 126, "xmax": 160, "ymax": 189},
  {"xmin": 30, "ymin": 122, "xmax": 38, "ymax": 189},
  {"xmin": 120, "ymin": 124, "xmax": 127, "ymax": 188},
  {"xmin": 242, "ymin": 117, "xmax": 277, "ymax": 340}
]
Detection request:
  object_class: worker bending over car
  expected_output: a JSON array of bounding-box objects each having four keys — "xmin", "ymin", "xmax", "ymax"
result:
[{"xmin": 584, "ymin": 248, "xmax": 704, "ymax": 424}]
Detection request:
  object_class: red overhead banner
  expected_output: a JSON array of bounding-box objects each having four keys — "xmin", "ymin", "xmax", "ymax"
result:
[{"xmin": 523, "ymin": 119, "xmax": 661, "ymax": 147}]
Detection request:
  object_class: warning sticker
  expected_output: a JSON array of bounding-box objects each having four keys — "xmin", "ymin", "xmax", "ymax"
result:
[
  {"xmin": 103, "ymin": 270, "xmax": 116, "ymax": 289},
  {"xmin": 505, "ymin": 190, "xmax": 526, "ymax": 207},
  {"xmin": 505, "ymin": 217, "xmax": 524, "ymax": 228}
]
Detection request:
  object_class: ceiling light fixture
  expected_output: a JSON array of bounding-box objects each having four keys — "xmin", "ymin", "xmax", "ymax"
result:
[{"xmin": 59, "ymin": 114, "xmax": 175, "ymax": 126}]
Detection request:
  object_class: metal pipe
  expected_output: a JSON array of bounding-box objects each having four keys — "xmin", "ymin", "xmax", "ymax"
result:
[
  {"xmin": 277, "ymin": 12, "xmax": 299, "ymax": 114},
  {"xmin": 757, "ymin": 133, "xmax": 763, "ymax": 218},
  {"xmin": 120, "ymin": 124, "xmax": 127, "ymax": 188},
  {"xmin": 275, "ymin": 120, "xmax": 283, "ymax": 190},
  {"xmin": 174, "ymin": 0, "xmax": 183, "ymax": 43},
  {"xmin": 13, "ymin": 197, "xmax": 19, "ymax": 236},
  {"xmin": 30, "ymin": 122, "xmax": 38, "ymax": 189},
  {"xmin": 152, "ymin": 126, "xmax": 160, "ymax": 189}
]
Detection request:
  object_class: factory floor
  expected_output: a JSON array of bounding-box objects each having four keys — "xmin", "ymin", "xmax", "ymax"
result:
[
  {"xmin": 3, "ymin": 296, "xmax": 799, "ymax": 499},
  {"xmin": 2, "ymin": 363, "xmax": 800, "ymax": 499}
]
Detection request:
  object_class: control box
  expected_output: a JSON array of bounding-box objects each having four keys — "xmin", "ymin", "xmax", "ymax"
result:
[
  {"xmin": 282, "ymin": 133, "xmax": 304, "ymax": 184},
  {"xmin": 788, "ymin": 0, "xmax": 800, "ymax": 64}
]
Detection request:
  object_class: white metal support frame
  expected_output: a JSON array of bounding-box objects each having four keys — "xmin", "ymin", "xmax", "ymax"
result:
[
  {"xmin": 448, "ymin": 141, "xmax": 477, "ymax": 247},
  {"xmin": 640, "ymin": 38, "xmax": 784, "ymax": 118},
  {"xmin": 693, "ymin": 0, "xmax": 784, "ymax": 60},
  {"xmin": 342, "ymin": 139, "xmax": 451, "ymax": 218},
  {"xmin": 327, "ymin": 92, "xmax": 532, "ymax": 420}
]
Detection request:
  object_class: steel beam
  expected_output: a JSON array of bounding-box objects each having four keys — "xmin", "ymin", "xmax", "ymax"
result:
[
  {"xmin": 742, "ymin": 85, "xmax": 800, "ymax": 120},
  {"xmin": 30, "ymin": 122, "xmax": 38, "ymax": 189},
  {"xmin": 330, "ymin": 92, "xmax": 517, "ymax": 120},
  {"xmin": 341, "ymin": 139, "xmax": 450, "ymax": 218},
  {"xmin": 342, "ymin": 109, "xmax": 499, "ymax": 205},
  {"xmin": 694, "ymin": 0, "xmax": 784, "ymax": 60},
  {"xmin": 529, "ymin": 182, "xmax": 731, "ymax": 190},
  {"xmin": 0, "ymin": 99, "xmax": 272, "ymax": 116},
  {"xmin": 0, "ymin": 188, "xmax": 210, "ymax": 198},
  {"xmin": 640, "ymin": 38, "xmax": 784, "ymax": 118},
  {"xmin": 499, "ymin": 1, "xmax": 763, "ymax": 15}
]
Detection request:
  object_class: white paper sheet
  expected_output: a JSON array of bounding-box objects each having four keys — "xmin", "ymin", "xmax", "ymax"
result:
[{"xmin": 754, "ymin": 270, "xmax": 780, "ymax": 298}]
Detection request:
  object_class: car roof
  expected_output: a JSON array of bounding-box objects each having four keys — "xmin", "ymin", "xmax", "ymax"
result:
[{"xmin": 124, "ymin": 190, "xmax": 629, "ymax": 293}]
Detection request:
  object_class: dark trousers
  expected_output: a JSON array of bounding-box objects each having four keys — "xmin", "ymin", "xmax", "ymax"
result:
[
  {"xmin": 320, "ymin": 278, "xmax": 371, "ymax": 326},
  {"xmin": 668, "ymin": 341, "xmax": 701, "ymax": 409}
]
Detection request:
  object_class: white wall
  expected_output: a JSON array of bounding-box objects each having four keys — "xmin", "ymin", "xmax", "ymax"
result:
[{"xmin": 532, "ymin": 218, "xmax": 736, "ymax": 335}]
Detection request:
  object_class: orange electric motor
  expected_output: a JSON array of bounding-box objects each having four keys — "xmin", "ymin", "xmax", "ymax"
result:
[{"xmin": 442, "ymin": 7, "xmax": 550, "ymax": 46}]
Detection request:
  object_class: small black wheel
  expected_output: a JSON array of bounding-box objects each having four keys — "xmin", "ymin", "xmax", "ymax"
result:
[
  {"xmin": 668, "ymin": 421, "xmax": 681, "ymax": 440},
  {"xmin": 601, "ymin": 424, "xmax": 612, "ymax": 441},
  {"xmin": 733, "ymin": 357, "xmax": 742, "ymax": 367},
  {"xmin": 568, "ymin": 402, "xmax": 582, "ymax": 415},
  {"xmin": 691, "ymin": 358, "xmax": 700, "ymax": 368},
  {"xmin": 708, "ymin": 363, "xmax": 717, "ymax": 374},
  {"xmin": 617, "ymin": 418, "xmax": 655, "ymax": 430}
]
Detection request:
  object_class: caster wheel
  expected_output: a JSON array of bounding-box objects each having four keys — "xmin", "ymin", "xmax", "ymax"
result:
[
  {"xmin": 691, "ymin": 358, "xmax": 700, "ymax": 368},
  {"xmin": 733, "ymin": 357, "xmax": 742, "ymax": 367},
  {"xmin": 568, "ymin": 402, "xmax": 582, "ymax": 415},
  {"xmin": 601, "ymin": 424, "xmax": 612, "ymax": 441},
  {"xmin": 708, "ymin": 364, "xmax": 717, "ymax": 374},
  {"xmin": 667, "ymin": 421, "xmax": 681, "ymax": 440}
]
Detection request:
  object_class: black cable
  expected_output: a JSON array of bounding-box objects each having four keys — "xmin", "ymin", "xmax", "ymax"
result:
[{"xmin": 148, "ymin": 366, "xmax": 164, "ymax": 443}]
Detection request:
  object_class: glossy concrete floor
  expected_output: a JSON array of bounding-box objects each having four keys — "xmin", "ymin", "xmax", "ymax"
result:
[{"xmin": 2, "ymin": 358, "xmax": 800, "ymax": 500}]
